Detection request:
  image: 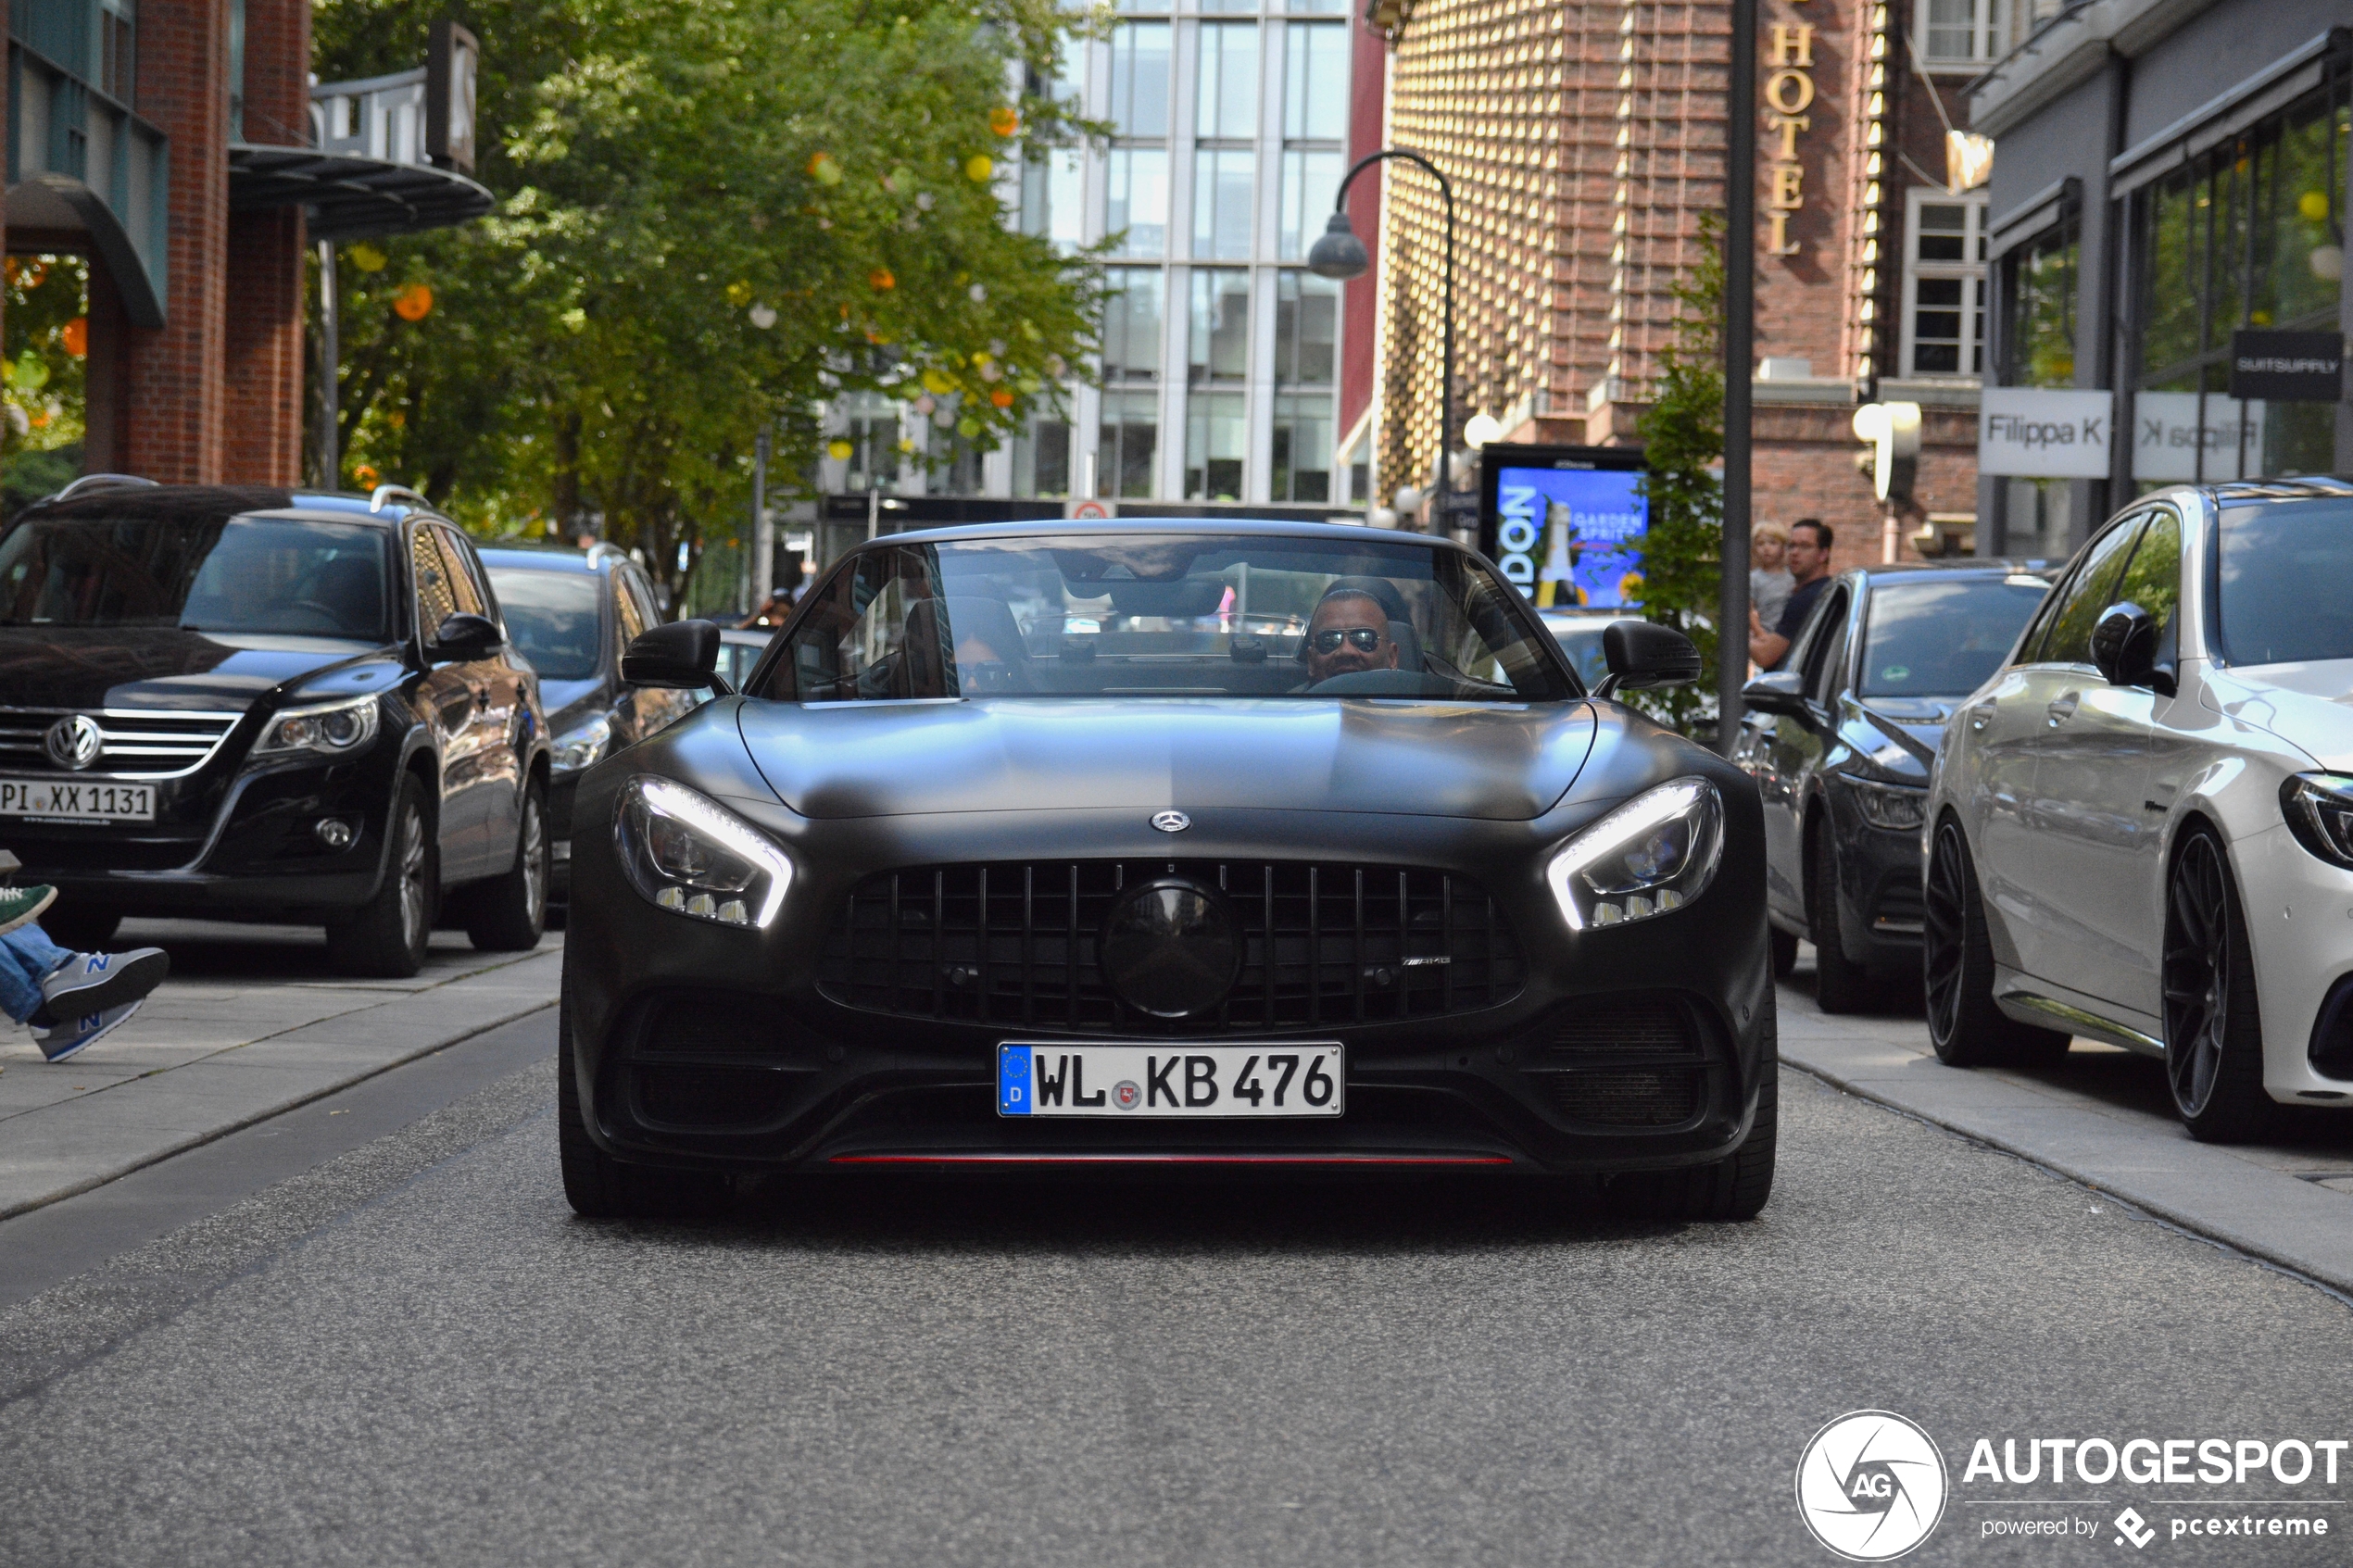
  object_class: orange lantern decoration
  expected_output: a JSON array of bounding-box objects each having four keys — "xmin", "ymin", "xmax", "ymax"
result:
[
  {"xmin": 989, "ymin": 388, "xmax": 1014, "ymax": 409},
  {"xmin": 353, "ymin": 464, "xmax": 381, "ymax": 486},
  {"xmin": 989, "ymin": 106, "xmax": 1019, "ymax": 137},
  {"xmin": 393, "ymin": 283, "xmax": 434, "ymax": 321},
  {"xmin": 870, "ymin": 269, "xmax": 896, "ymax": 291},
  {"xmin": 59, "ymin": 318, "xmax": 87, "ymax": 358}
]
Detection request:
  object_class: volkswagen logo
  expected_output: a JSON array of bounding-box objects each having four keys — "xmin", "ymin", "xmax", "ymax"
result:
[
  {"xmin": 1151, "ymin": 810, "xmax": 1190, "ymax": 834},
  {"xmin": 44, "ymin": 715, "xmax": 104, "ymax": 772}
]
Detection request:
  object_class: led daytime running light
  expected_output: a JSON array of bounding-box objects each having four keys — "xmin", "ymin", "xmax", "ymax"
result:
[
  {"xmin": 617, "ymin": 774, "xmax": 793, "ymax": 928},
  {"xmin": 1546, "ymin": 776, "xmax": 1724, "ymax": 932}
]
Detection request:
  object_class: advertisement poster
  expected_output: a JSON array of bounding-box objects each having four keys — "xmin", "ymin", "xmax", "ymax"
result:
[{"xmin": 1478, "ymin": 445, "xmax": 1648, "ymax": 608}]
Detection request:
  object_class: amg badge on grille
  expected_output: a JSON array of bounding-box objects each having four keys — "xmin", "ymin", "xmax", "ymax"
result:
[{"xmin": 1151, "ymin": 810, "xmax": 1190, "ymax": 834}]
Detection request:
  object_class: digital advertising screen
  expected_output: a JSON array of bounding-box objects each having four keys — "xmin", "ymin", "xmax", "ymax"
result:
[{"xmin": 1477, "ymin": 445, "xmax": 1648, "ymax": 608}]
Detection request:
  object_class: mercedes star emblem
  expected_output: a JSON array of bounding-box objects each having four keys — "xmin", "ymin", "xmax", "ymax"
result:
[
  {"xmin": 44, "ymin": 714, "xmax": 104, "ymax": 772},
  {"xmin": 1151, "ymin": 810, "xmax": 1190, "ymax": 834}
]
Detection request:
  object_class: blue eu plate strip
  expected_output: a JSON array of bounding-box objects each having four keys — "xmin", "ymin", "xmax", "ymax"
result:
[{"xmin": 998, "ymin": 1045, "xmax": 1033, "ymax": 1116}]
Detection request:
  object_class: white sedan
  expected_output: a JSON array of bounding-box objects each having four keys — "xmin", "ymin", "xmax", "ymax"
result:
[{"xmin": 1924, "ymin": 476, "xmax": 2353, "ymax": 1140}]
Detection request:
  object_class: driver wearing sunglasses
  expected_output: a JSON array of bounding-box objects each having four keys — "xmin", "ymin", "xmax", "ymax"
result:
[{"xmin": 1302, "ymin": 588, "xmax": 1400, "ymax": 684}]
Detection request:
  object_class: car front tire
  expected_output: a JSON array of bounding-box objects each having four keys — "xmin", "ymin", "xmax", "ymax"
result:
[
  {"xmin": 558, "ymin": 998, "xmax": 734, "ymax": 1219},
  {"xmin": 1922, "ymin": 817, "xmax": 2069, "ymax": 1068},
  {"xmin": 464, "ymin": 780, "xmax": 550, "ymax": 952},
  {"xmin": 325, "ymin": 773, "xmax": 436, "ymax": 978},
  {"xmin": 2162, "ymin": 828, "xmax": 2276, "ymax": 1143},
  {"xmin": 1808, "ymin": 825, "xmax": 1872, "ymax": 1013}
]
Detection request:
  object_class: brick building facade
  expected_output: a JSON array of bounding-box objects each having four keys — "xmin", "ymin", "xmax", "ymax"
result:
[
  {"xmin": 9, "ymin": 0, "xmax": 311, "ymax": 486},
  {"xmin": 1360, "ymin": 0, "xmax": 2017, "ymax": 573}
]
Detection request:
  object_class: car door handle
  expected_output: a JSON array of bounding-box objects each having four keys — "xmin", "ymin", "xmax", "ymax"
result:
[{"xmin": 2045, "ymin": 692, "xmax": 2080, "ymax": 726}]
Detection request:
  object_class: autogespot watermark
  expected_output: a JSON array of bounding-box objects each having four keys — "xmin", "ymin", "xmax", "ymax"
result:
[{"xmin": 1797, "ymin": 1413, "xmax": 2347, "ymax": 1557}]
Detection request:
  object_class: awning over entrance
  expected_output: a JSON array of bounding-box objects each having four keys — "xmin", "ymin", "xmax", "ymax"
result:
[
  {"xmin": 228, "ymin": 144, "xmax": 495, "ymax": 244},
  {"xmin": 4, "ymin": 173, "xmax": 167, "ymax": 330}
]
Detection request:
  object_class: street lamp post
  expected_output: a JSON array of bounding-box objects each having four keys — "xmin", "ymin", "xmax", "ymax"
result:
[
  {"xmin": 1308, "ymin": 148, "xmax": 1453, "ymax": 535},
  {"xmin": 1718, "ymin": 0, "xmax": 1759, "ymax": 756}
]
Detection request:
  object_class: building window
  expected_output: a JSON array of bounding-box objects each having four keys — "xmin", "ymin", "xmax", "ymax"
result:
[
  {"xmin": 1107, "ymin": 147, "xmax": 1168, "ymax": 257},
  {"xmin": 1187, "ymin": 393, "xmax": 1247, "ymax": 501},
  {"xmin": 2000, "ymin": 218, "xmax": 2077, "ymax": 389},
  {"xmin": 1192, "ymin": 147, "xmax": 1254, "ymax": 259},
  {"xmin": 1195, "ymin": 23, "xmax": 1259, "ymax": 140},
  {"xmin": 1188, "ymin": 270, "xmax": 1251, "ymax": 385},
  {"xmin": 1276, "ymin": 21, "xmax": 1346, "ymax": 262},
  {"xmin": 1109, "ymin": 23, "xmax": 1171, "ymax": 138},
  {"xmin": 839, "ymin": 393, "xmax": 902, "ymax": 494},
  {"xmin": 101, "ymin": 0, "xmax": 137, "ymax": 107},
  {"xmin": 2129, "ymin": 76, "xmax": 2349, "ymax": 481},
  {"xmin": 1102, "ymin": 268, "xmax": 1165, "ymax": 385},
  {"xmin": 1272, "ymin": 272, "xmax": 1337, "ymax": 504},
  {"xmin": 1099, "ymin": 391, "xmax": 1160, "ymax": 499},
  {"xmin": 1013, "ymin": 413, "xmax": 1072, "ymax": 497},
  {"xmin": 1899, "ymin": 192, "xmax": 1986, "ymax": 377},
  {"xmin": 1916, "ymin": 0, "xmax": 2006, "ymax": 69},
  {"xmin": 1021, "ymin": 148, "xmax": 1086, "ymax": 252}
]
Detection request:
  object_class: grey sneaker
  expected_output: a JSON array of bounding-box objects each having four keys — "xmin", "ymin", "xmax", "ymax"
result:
[
  {"xmin": 39, "ymin": 947, "xmax": 170, "ymax": 1022},
  {"xmin": 37, "ymin": 1000, "xmax": 143, "ymax": 1062},
  {"xmin": 0, "ymin": 885, "xmax": 55, "ymax": 939}
]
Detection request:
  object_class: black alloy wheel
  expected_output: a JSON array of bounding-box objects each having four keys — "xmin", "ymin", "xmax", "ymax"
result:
[
  {"xmin": 1921, "ymin": 817, "xmax": 2069, "ymax": 1068},
  {"xmin": 1807, "ymin": 824, "xmax": 1872, "ymax": 1013},
  {"xmin": 465, "ymin": 782, "xmax": 550, "ymax": 951},
  {"xmin": 326, "ymin": 773, "xmax": 437, "ymax": 978},
  {"xmin": 2160, "ymin": 830, "xmax": 2276, "ymax": 1143}
]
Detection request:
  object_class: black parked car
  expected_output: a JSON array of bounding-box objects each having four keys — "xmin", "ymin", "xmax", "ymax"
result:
[
  {"xmin": 479, "ymin": 546, "xmax": 695, "ymax": 905},
  {"xmin": 560, "ymin": 520, "xmax": 1777, "ymax": 1222},
  {"xmin": 0, "ymin": 478, "xmax": 553, "ymax": 975},
  {"xmin": 1735, "ymin": 561, "xmax": 2051, "ymax": 1010}
]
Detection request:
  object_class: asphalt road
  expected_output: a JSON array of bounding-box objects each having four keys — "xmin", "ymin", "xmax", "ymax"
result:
[{"xmin": 3, "ymin": 1010, "xmax": 2350, "ymax": 1567}]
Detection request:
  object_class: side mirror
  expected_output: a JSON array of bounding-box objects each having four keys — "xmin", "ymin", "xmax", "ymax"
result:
[
  {"xmin": 623, "ymin": 619, "xmax": 730, "ymax": 691},
  {"xmin": 2090, "ymin": 601, "xmax": 2171, "ymax": 693},
  {"xmin": 1595, "ymin": 619, "xmax": 1702, "ymax": 697},
  {"xmin": 1742, "ymin": 670, "xmax": 1807, "ymax": 717},
  {"xmin": 428, "ymin": 611, "xmax": 500, "ymax": 661}
]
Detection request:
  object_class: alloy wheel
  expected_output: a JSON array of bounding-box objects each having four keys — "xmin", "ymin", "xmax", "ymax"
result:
[
  {"xmin": 1922, "ymin": 823, "xmax": 1968, "ymax": 1044},
  {"xmin": 2162, "ymin": 834, "xmax": 2232, "ymax": 1118},
  {"xmin": 396, "ymin": 805, "xmax": 430, "ymax": 951}
]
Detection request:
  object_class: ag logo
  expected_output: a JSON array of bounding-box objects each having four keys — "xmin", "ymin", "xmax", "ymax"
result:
[{"xmin": 1794, "ymin": 1411, "xmax": 1947, "ymax": 1561}]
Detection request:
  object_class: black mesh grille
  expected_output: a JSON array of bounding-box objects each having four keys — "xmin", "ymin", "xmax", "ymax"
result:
[
  {"xmin": 1547, "ymin": 1067, "xmax": 1704, "ymax": 1127},
  {"xmin": 1549, "ymin": 994, "xmax": 1700, "ymax": 1058},
  {"xmin": 1873, "ymin": 881, "xmax": 1926, "ymax": 930},
  {"xmin": 632, "ymin": 1065, "xmax": 799, "ymax": 1129},
  {"xmin": 635, "ymin": 993, "xmax": 795, "ymax": 1056},
  {"xmin": 818, "ymin": 859, "xmax": 1524, "ymax": 1033}
]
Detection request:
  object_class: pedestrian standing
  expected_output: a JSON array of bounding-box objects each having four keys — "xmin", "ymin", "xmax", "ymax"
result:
[{"xmin": 1748, "ymin": 519, "xmax": 1835, "ymax": 671}]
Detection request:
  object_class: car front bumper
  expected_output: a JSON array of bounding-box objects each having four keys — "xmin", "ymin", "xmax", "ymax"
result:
[{"xmin": 561, "ymin": 756, "xmax": 1777, "ymax": 1177}]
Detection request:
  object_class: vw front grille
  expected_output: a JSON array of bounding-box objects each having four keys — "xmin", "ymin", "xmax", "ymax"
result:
[{"xmin": 0, "ymin": 709, "xmax": 244, "ymax": 777}]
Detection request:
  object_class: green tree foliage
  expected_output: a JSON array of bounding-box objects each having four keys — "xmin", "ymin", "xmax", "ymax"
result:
[
  {"xmin": 0, "ymin": 256, "xmax": 91, "ymax": 516},
  {"xmin": 1632, "ymin": 214, "xmax": 1725, "ymax": 734},
  {"xmin": 312, "ymin": 0, "xmax": 1101, "ymax": 602}
]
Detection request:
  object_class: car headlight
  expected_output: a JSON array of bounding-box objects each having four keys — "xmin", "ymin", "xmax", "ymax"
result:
[
  {"xmin": 614, "ymin": 774, "xmax": 792, "ymax": 928},
  {"xmin": 1545, "ymin": 776, "xmax": 1724, "ymax": 930},
  {"xmin": 252, "ymin": 694, "xmax": 381, "ymax": 758},
  {"xmin": 551, "ymin": 713, "xmax": 612, "ymax": 774},
  {"xmin": 1848, "ymin": 776, "xmax": 1927, "ymax": 832},
  {"xmin": 2282, "ymin": 772, "xmax": 2353, "ymax": 868}
]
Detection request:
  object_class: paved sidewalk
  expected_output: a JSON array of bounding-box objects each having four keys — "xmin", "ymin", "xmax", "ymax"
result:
[
  {"xmin": 0, "ymin": 920, "xmax": 560, "ymax": 1222},
  {"xmin": 1775, "ymin": 953, "xmax": 2353, "ymax": 1295}
]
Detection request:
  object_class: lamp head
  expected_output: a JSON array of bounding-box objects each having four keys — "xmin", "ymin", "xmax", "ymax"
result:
[{"xmin": 1306, "ymin": 212, "xmax": 1371, "ymax": 281}]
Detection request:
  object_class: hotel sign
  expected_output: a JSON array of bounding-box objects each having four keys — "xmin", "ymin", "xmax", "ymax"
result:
[{"xmin": 1762, "ymin": 22, "xmax": 1816, "ymax": 257}]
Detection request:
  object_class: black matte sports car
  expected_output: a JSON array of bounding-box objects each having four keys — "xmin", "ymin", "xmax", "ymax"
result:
[{"xmin": 559, "ymin": 521, "xmax": 1776, "ymax": 1219}]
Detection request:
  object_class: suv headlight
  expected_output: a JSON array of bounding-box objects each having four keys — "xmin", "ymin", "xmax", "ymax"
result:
[
  {"xmin": 1848, "ymin": 776, "xmax": 1927, "ymax": 832},
  {"xmin": 2282, "ymin": 772, "xmax": 2353, "ymax": 868},
  {"xmin": 551, "ymin": 713, "xmax": 612, "ymax": 774},
  {"xmin": 614, "ymin": 774, "xmax": 792, "ymax": 928},
  {"xmin": 252, "ymin": 694, "xmax": 381, "ymax": 758},
  {"xmin": 1546, "ymin": 776, "xmax": 1724, "ymax": 930}
]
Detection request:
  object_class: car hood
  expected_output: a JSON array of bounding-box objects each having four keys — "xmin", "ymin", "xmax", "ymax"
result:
[
  {"xmin": 737, "ymin": 696, "xmax": 1599, "ymax": 820},
  {"xmin": 1850, "ymin": 696, "xmax": 1957, "ymax": 775},
  {"xmin": 2205, "ymin": 661, "xmax": 2353, "ymax": 771},
  {"xmin": 0, "ymin": 629, "xmax": 397, "ymax": 710}
]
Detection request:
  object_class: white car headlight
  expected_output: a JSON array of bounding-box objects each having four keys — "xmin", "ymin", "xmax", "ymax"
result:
[
  {"xmin": 551, "ymin": 713, "xmax": 613, "ymax": 774},
  {"xmin": 1545, "ymin": 776, "xmax": 1724, "ymax": 930},
  {"xmin": 614, "ymin": 774, "xmax": 792, "ymax": 928},
  {"xmin": 252, "ymin": 693, "xmax": 381, "ymax": 758}
]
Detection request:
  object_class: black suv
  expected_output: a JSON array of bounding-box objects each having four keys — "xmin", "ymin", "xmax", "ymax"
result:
[
  {"xmin": 478, "ymin": 545, "xmax": 696, "ymax": 905},
  {"xmin": 0, "ymin": 478, "xmax": 553, "ymax": 975}
]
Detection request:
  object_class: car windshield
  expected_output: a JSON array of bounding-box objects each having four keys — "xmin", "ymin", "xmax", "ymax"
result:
[
  {"xmin": 1858, "ymin": 577, "xmax": 2048, "ymax": 697},
  {"xmin": 489, "ymin": 568, "xmax": 604, "ymax": 680},
  {"xmin": 2216, "ymin": 497, "xmax": 2353, "ymax": 666},
  {"xmin": 771, "ymin": 533, "xmax": 1574, "ymax": 702},
  {"xmin": 0, "ymin": 512, "xmax": 392, "ymax": 638}
]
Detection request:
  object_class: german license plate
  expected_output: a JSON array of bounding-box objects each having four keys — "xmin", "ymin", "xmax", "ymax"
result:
[
  {"xmin": 0, "ymin": 776, "xmax": 156, "ymax": 823},
  {"xmin": 998, "ymin": 1042, "xmax": 1344, "ymax": 1119}
]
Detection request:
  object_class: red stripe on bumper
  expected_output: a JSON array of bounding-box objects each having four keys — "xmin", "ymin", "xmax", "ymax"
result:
[{"xmin": 827, "ymin": 1152, "xmax": 1516, "ymax": 1167}]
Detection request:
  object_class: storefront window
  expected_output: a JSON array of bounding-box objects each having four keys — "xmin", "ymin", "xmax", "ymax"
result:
[
  {"xmin": 2000, "ymin": 218, "xmax": 2076, "ymax": 389},
  {"xmin": 2129, "ymin": 79, "xmax": 2349, "ymax": 482}
]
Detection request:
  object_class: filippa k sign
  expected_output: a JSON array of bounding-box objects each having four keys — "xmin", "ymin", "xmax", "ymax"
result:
[{"xmin": 1977, "ymin": 387, "xmax": 2114, "ymax": 479}]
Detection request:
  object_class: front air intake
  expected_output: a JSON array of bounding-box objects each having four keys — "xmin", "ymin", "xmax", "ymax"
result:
[{"xmin": 1526, "ymin": 991, "xmax": 1712, "ymax": 1129}]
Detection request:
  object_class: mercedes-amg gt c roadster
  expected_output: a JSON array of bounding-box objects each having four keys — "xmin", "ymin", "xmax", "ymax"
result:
[{"xmin": 560, "ymin": 521, "xmax": 1776, "ymax": 1219}]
